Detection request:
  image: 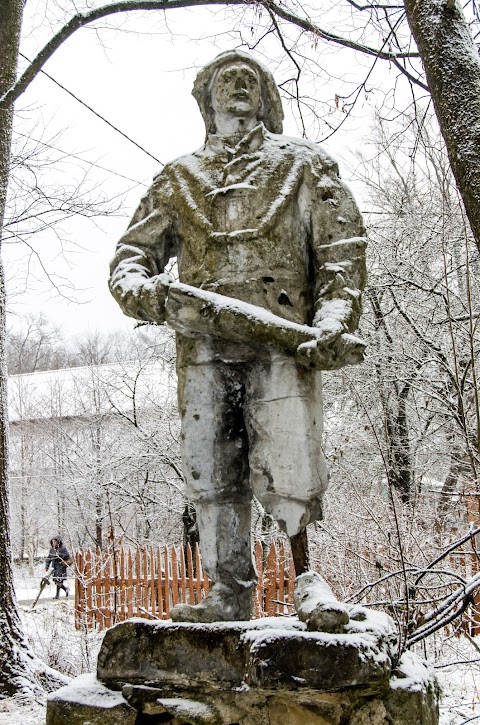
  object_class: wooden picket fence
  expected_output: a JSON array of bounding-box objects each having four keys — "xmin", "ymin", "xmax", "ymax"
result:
[
  {"xmin": 74, "ymin": 541, "xmax": 295, "ymax": 630},
  {"xmin": 74, "ymin": 539, "xmax": 480, "ymax": 636}
]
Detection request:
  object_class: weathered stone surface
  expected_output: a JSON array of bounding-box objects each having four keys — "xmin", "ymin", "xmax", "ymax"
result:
[
  {"xmin": 98, "ymin": 618, "xmax": 248, "ymax": 689},
  {"xmin": 98, "ymin": 613, "xmax": 396, "ymax": 693},
  {"xmin": 49, "ymin": 617, "xmax": 438, "ymax": 725},
  {"xmin": 46, "ymin": 673, "xmax": 136, "ymax": 725},
  {"xmin": 245, "ymin": 632, "xmax": 388, "ymax": 690},
  {"xmin": 385, "ymin": 652, "xmax": 441, "ymax": 725},
  {"xmin": 166, "ymin": 282, "xmax": 366, "ymax": 370},
  {"xmin": 268, "ymin": 694, "xmax": 348, "ymax": 725},
  {"xmin": 294, "ymin": 571, "xmax": 350, "ymax": 633},
  {"xmin": 109, "ymin": 49, "xmax": 368, "ymax": 619},
  {"xmin": 123, "ymin": 684, "xmax": 247, "ymax": 725},
  {"xmin": 171, "ymin": 581, "xmax": 254, "ymax": 623},
  {"xmin": 349, "ymin": 700, "xmax": 388, "ymax": 725},
  {"xmin": 157, "ymin": 698, "xmax": 216, "ymax": 723}
]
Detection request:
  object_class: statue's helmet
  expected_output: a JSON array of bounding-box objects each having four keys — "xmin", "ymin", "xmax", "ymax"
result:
[{"xmin": 192, "ymin": 50, "xmax": 284, "ymax": 136}]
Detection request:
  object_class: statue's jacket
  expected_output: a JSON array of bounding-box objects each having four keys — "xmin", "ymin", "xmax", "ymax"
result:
[
  {"xmin": 110, "ymin": 125, "xmax": 367, "ymax": 525},
  {"xmin": 110, "ymin": 123, "xmax": 367, "ymax": 352}
]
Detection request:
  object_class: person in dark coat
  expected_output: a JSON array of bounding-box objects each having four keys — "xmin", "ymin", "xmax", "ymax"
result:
[{"xmin": 45, "ymin": 535, "xmax": 72, "ymax": 599}]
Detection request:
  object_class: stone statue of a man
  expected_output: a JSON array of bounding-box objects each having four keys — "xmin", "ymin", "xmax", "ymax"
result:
[{"xmin": 109, "ymin": 50, "xmax": 366, "ymax": 622}]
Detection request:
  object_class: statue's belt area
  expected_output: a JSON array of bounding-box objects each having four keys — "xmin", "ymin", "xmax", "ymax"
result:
[{"xmin": 164, "ymin": 281, "xmax": 366, "ymax": 370}]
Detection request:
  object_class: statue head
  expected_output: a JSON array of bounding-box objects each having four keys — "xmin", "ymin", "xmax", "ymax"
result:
[{"xmin": 193, "ymin": 50, "xmax": 284, "ymax": 136}]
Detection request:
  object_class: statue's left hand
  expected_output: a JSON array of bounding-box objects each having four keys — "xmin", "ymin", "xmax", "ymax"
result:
[
  {"xmin": 296, "ymin": 320, "xmax": 365, "ymax": 370},
  {"xmin": 296, "ymin": 338, "xmax": 340, "ymax": 370}
]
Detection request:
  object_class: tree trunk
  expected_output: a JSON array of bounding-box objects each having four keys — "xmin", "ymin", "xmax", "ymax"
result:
[
  {"xmin": 404, "ymin": 0, "xmax": 480, "ymax": 254},
  {"xmin": 385, "ymin": 386, "xmax": 413, "ymax": 505},
  {"xmin": 0, "ymin": 0, "xmax": 67, "ymax": 696},
  {"xmin": 95, "ymin": 431, "xmax": 103, "ymax": 550},
  {"xmin": 290, "ymin": 529, "xmax": 310, "ymax": 575},
  {"xmin": 370, "ymin": 291, "xmax": 414, "ymax": 504},
  {"xmin": 0, "ymin": 0, "xmax": 33, "ymax": 696}
]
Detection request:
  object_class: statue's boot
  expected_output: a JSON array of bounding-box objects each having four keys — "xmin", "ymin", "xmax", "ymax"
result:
[
  {"xmin": 171, "ymin": 502, "xmax": 256, "ymax": 623},
  {"xmin": 294, "ymin": 571, "xmax": 349, "ymax": 633},
  {"xmin": 171, "ymin": 582, "xmax": 254, "ymax": 623}
]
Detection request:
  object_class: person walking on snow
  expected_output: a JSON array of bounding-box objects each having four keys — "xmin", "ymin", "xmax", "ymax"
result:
[{"xmin": 45, "ymin": 536, "xmax": 72, "ymax": 599}]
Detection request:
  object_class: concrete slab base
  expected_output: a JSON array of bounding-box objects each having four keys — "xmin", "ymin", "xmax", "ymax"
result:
[{"xmin": 46, "ymin": 612, "xmax": 440, "ymax": 725}]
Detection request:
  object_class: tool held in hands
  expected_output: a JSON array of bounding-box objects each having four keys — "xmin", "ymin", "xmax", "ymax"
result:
[{"xmin": 31, "ymin": 569, "xmax": 53, "ymax": 610}]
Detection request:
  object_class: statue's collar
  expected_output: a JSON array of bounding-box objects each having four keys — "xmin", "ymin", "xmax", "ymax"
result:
[{"xmin": 206, "ymin": 123, "xmax": 266, "ymax": 156}]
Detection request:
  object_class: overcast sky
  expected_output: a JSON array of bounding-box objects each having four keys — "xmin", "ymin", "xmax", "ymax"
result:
[{"xmin": 7, "ymin": 2, "xmax": 394, "ymax": 339}]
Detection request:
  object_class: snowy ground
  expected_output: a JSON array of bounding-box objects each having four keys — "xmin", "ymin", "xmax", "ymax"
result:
[
  {"xmin": 435, "ymin": 637, "xmax": 480, "ymax": 724},
  {"xmin": 0, "ymin": 564, "xmax": 103, "ymax": 724},
  {"xmin": 0, "ymin": 563, "xmax": 478, "ymax": 724},
  {"xmin": 14, "ymin": 561, "xmax": 65, "ymax": 605}
]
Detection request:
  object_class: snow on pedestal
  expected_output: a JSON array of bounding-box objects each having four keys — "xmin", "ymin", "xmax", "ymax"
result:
[
  {"xmin": 45, "ymin": 609, "xmax": 439, "ymax": 725},
  {"xmin": 46, "ymin": 673, "xmax": 136, "ymax": 725}
]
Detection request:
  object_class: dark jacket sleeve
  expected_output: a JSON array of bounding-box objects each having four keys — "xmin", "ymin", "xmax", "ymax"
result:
[
  {"xmin": 51, "ymin": 546, "xmax": 71, "ymax": 578},
  {"xmin": 45, "ymin": 548, "xmax": 55, "ymax": 571},
  {"xmin": 58, "ymin": 545, "xmax": 71, "ymax": 563}
]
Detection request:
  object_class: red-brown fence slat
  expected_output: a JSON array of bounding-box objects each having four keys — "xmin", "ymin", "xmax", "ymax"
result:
[
  {"xmin": 98, "ymin": 553, "xmax": 105, "ymax": 630},
  {"xmin": 97, "ymin": 550, "xmax": 105, "ymax": 630},
  {"xmin": 148, "ymin": 548, "xmax": 155, "ymax": 617},
  {"xmin": 186, "ymin": 545, "xmax": 195, "ymax": 605},
  {"xmin": 74, "ymin": 551, "xmax": 83, "ymax": 629},
  {"xmin": 104, "ymin": 555, "xmax": 112, "ymax": 630},
  {"xmin": 85, "ymin": 549, "xmax": 94, "ymax": 627},
  {"xmin": 255, "ymin": 541, "xmax": 263, "ymax": 617},
  {"xmin": 134, "ymin": 549, "xmax": 141, "ymax": 616},
  {"xmin": 264, "ymin": 543, "xmax": 278, "ymax": 617},
  {"xmin": 287, "ymin": 543, "xmax": 295, "ymax": 607},
  {"xmin": 126, "ymin": 550, "xmax": 133, "ymax": 619},
  {"xmin": 171, "ymin": 547, "xmax": 180, "ymax": 606},
  {"xmin": 156, "ymin": 547, "xmax": 164, "ymax": 619},
  {"xmin": 278, "ymin": 542, "xmax": 286, "ymax": 615},
  {"xmin": 179, "ymin": 546, "xmax": 187, "ymax": 605},
  {"xmin": 141, "ymin": 548, "xmax": 147, "ymax": 612},
  {"xmin": 119, "ymin": 548, "xmax": 126, "ymax": 622},
  {"xmin": 194, "ymin": 544, "xmax": 203, "ymax": 605},
  {"xmin": 163, "ymin": 546, "xmax": 171, "ymax": 617}
]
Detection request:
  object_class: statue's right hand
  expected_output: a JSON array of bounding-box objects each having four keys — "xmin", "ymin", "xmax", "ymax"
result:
[{"xmin": 110, "ymin": 273, "xmax": 173, "ymax": 323}]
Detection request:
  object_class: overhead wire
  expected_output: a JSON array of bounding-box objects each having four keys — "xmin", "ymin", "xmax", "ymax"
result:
[
  {"xmin": 18, "ymin": 51, "xmax": 164, "ymax": 167},
  {"xmin": 13, "ymin": 130, "xmax": 150, "ymax": 187}
]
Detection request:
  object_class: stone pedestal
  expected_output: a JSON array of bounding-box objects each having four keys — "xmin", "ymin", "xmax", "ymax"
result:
[{"xmin": 46, "ymin": 609, "xmax": 439, "ymax": 725}]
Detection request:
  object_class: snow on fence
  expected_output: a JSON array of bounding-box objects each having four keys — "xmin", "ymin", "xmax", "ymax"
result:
[{"xmin": 74, "ymin": 541, "xmax": 296, "ymax": 630}]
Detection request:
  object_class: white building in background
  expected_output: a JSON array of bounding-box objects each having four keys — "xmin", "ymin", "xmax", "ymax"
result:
[
  {"xmin": 8, "ymin": 359, "xmax": 183, "ymax": 561},
  {"xmin": 9, "ymin": 359, "xmax": 176, "ymax": 422}
]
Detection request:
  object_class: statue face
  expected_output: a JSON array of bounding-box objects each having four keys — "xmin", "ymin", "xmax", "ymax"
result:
[{"xmin": 212, "ymin": 62, "xmax": 261, "ymax": 119}]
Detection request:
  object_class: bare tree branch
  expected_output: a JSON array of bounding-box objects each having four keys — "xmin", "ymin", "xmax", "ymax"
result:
[{"xmin": 0, "ymin": 0, "xmax": 424, "ymax": 110}]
